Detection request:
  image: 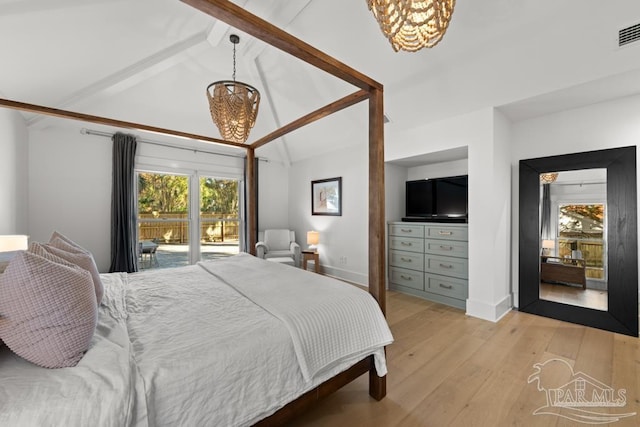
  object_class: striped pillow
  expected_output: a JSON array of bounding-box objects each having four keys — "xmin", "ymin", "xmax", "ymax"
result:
[{"xmin": 0, "ymin": 251, "xmax": 97, "ymax": 368}]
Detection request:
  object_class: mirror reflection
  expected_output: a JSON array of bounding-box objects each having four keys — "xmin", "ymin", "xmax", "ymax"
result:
[{"xmin": 538, "ymin": 169, "xmax": 607, "ymax": 311}]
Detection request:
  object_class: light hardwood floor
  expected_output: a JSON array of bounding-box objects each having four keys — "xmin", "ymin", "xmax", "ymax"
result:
[
  {"xmin": 287, "ymin": 290, "xmax": 640, "ymax": 427},
  {"xmin": 540, "ymin": 282, "xmax": 608, "ymax": 311}
]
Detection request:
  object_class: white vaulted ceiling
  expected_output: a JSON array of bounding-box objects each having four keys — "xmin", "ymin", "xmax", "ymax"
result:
[{"xmin": 1, "ymin": 0, "xmax": 640, "ymax": 163}]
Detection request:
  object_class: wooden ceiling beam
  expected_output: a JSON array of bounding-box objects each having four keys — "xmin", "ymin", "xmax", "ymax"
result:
[
  {"xmin": 0, "ymin": 98, "xmax": 247, "ymax": 149},
  {"xmin": 250, "ymin": 89, "xmax": 369, "ymax": 149},
  {"xmin": 180, "ymin": 0, "xmax": 382, "ymax": 92}
]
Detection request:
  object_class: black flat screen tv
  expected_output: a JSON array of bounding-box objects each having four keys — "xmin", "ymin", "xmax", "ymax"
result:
[{"xmin": 404, "ymin": 175, "xmax": 468, "ymax": 222}]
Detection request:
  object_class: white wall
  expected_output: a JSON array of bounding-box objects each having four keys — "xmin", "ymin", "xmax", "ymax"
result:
[
  {"xmin": 28, "ymin": 127, "xmax": 112, "ymax": 271},
  {"xmin": 0, "ymin": 108, "xmax": 28, "ymax": 234},
  {"xmin": 257, "ymin": 160, "xmax": 289, "ymax": 230},
  {"xmin": 510, "ymin": 93, "xmax": 640, "ymax": 305},
  {"xmin": 385, "ymin": 163, "xmax": 407, "ymax": 223},
  {"xmin": 407, "ymin": 159, "xmax": 468, "ymax": 181},
  {"xmin": 386, "ymin": 108, "xmax": 513, "ymax": 322},
  {"xmin": 288, "ymin": 144, "xmax": 368, "ymax": 285}
]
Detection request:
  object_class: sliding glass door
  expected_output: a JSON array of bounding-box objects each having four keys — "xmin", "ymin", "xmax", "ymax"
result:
[
  {"xmin": 199, "ymin": 176, "xmax": 240, "ymax": 261},
  {"xmin": 137, "ymin": 171, "xmax": 191, "ymax": 269},
  {"xmin": 136, "ymin": 171, "xmax": 240, "ymax": 269}
]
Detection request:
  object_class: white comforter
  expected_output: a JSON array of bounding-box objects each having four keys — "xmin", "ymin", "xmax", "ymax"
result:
[{"xmin": 0, "ymin": 254, "xmax": 393, "ymax": 426}]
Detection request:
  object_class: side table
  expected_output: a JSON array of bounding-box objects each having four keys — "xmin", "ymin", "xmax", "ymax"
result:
[{"xmin": 302, "ymin": 250, "xmax": 319, "ymax": 273}]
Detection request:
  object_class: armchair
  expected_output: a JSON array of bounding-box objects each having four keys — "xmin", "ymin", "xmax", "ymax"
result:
[{"xmin": 255, "ymin": 229, "xmax": 301, "ymax": 267}]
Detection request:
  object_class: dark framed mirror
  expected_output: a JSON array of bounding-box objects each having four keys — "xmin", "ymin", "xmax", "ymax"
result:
[{"xmin": 519, "ymin": 146, "xmax": 638, "ymax": 336}]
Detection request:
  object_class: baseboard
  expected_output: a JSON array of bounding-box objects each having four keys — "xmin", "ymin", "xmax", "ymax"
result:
[
  {"xmin": 319, "ymin": 263, "xmax": 368, "ymax": 288},
  {"xmin": 466, "ymin": 294, "xmax": 512, "ymax": 322}
]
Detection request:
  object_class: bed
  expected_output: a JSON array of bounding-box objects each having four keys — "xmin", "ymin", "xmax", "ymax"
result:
[
  {"xmin": 0, "ymin": 0, "xmax": 389, "ymax": 422},
  {"xmin": 0, "ymin": 252, "xmax": 392, "ymax": 426}
]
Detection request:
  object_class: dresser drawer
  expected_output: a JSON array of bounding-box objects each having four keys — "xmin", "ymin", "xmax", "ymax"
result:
[
  {"xmin": 425, "ymin": 273, "xmax": 468, "ymax": 300},
  {"xmin": 424, "ymin": 239, "xmax": 468, "ymax": 258},
  {"xmin": 389, "ymin": 250, "xmax": 424, "ymax": 271},
  {"xmin": 389, "ymin": 236, "xmax": 424, "ymax": 254},
  {"xmin": 389, "ymin": 267, "xmax": 424, "ymax": 291},
  {"xmin": 389, "ymin": 224, "xmax": 424, "ymax": 238},
  {"xmin": 425, "ymin": 225, "xmax": 468, "ymax": 241},
  {"xmin": 424, "ymin": 254, "xmax": 468, "ymax": 279}
]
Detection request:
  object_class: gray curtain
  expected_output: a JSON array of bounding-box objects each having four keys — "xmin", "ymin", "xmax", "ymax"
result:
[
  {"xmin": 109, "ymin": 132, "xmax": 138, "ymax": 273},
  {"xmin": 540, "ymin": 183, "xmax": 552, "ymax": 240}
]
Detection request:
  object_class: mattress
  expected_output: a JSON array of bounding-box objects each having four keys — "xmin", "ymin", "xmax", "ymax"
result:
[{"xmin": 0, "ymin": 253, "xmax": 392, "ymax": 426}]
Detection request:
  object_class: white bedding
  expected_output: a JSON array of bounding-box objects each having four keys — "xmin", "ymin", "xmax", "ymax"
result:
[{"xmin": 0, "ymin": 254, "xmax": 393, "ymax": 426}]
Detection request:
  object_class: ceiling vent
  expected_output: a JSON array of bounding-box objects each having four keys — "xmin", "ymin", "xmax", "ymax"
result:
[{"xmin": 619, "ymin": 22, "xmax": 640, "ymax": 47}]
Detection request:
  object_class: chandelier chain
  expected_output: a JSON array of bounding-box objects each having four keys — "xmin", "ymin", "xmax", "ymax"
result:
[{"xmin": 232, "ymin": 42, "xmax": 236, "ymax": 82}]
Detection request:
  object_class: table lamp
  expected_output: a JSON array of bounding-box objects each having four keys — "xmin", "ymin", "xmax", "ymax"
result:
[
  {"xmin": 541, "ymin": 239, "xmax": 555, "ymax": 256},
  {"xmin": 306, "ymin": 231, "xmax": 319, "ymax": 251},
  {"xmin": 0, "ymin": 235, "xmax": 28, "ymax": 272}
]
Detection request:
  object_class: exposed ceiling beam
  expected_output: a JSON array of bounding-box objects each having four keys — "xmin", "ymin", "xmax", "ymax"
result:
[
  {"xmin": 28, "ymin": 31, "xmax": 210, "ymax": 127},
  {"xmin": 180, "ymin": 0, "xmax": 382, "ymax": 92},
  {"xmin": 0, "ymin": 98, "xmax": 247, "ymax": 149},
  {"xmin": 251, "ymin": 89, "xmax": 369, "ymax": 149}
]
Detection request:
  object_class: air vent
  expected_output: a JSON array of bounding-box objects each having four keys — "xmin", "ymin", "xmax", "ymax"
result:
[{"xmin": 619, "ymin": 22, "xmax": 640, "ymax": 47}]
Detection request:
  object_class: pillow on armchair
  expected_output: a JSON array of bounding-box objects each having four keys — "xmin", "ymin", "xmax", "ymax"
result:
[{"xmin": 256, "ymin": 229, "xmax": 301, "ymax": 267}]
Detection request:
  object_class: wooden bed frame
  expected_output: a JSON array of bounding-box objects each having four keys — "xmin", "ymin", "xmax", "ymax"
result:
[{"xmin": 0, "ymin": 0, "xmax": 387, "ymax": 424}]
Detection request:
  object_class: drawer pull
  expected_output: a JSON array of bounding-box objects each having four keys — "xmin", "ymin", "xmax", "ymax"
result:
[
  {"xmin": 439, "ymin": 245, "xmax": 453, "ymax": 251},
  {"xmin": 400, "ymin": 275, "xmax": 412, "ymax": 280},
  {"xmin": 400, "ymin": 242, "xmax": 412, "ymax": 246},
  {"xmin": 400, "ymin": 257, "xmax": 412, "ymax": 262},
  {"xmin": 439, "ymin": 263, "xmax": 453, "ymax": 269},
  {"xmin": 400, "ymin": 228, "xmax": 413, "ymax": 233},
  {"xmin": 438, "ymin": 231, "xmax": 453, "ymax": 235},
  {"xmin": 439, "ymin": 283, "xmax": 453, "ymax": 289}
]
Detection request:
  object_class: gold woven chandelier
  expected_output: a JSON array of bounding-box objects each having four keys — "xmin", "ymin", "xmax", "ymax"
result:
[
  {"xmin": 206, "ymin": 34, "xmax": 260, "ymax": 143},
  {"xmin": 367, "ymin": 0, "xmax": 456, "ymax": 53},
  {"xmin": 540, "ymin": 172, "xmax": 559, "ymax": 184}
]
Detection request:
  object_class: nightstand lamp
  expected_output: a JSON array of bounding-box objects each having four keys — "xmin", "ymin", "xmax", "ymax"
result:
[
  {"xmin": 0, "ymin": 235, "xmax": 28, "ymax": 252},
  {"xmin": 541, "ymin": 239, "xmax": 555, "ymax": 256},
  {"xmin": 306, "ymin": 231, "xmax": 319, "ymax": 251},
  {"xmin": 0, "ymin": 235, "xmax": 28, "ymax": 273}
]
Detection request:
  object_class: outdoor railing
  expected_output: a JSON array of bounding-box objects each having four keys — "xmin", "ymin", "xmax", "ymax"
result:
[{"xmin": 138, "ymin": 213, "xmax": 239, "ymax": 244}]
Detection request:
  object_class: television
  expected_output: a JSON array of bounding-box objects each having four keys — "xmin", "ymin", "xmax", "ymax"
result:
[{"xmin": 404, "ymin": 175, "xmax": 468, "ymax": 222}]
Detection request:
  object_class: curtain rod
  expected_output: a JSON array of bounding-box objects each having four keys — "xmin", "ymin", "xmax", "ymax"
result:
[{"xmin": 80, "ymin": 128, "xmax": 269, "ymax": 162}]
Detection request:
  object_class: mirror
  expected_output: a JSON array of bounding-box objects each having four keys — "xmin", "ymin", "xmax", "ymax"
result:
[
  {"xmin": 519, "ymin": 146, "xmax": 638, "ymax": 337},
  {"xmin": 539, "ymin": 169, "xmax": 608, "ymax": 311}
]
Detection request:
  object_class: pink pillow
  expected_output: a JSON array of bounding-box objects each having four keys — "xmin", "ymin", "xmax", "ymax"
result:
[
  {"xmin": 47, "ymin": 232, "xmax": 103, "ymax": 305},
  {"xmin": 0, "ymin": 251, "xmax": 97, "ymax": 368}
]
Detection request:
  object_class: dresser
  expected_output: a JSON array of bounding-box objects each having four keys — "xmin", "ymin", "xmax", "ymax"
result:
[{"xmin": 388, "ymin": 221, "xmax": 468, "ymax": 310}]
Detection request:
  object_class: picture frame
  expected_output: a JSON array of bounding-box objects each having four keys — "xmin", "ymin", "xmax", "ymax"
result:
[{"xmin": 311, "ymin": 177, "xmax": 342, "ymax": 216}]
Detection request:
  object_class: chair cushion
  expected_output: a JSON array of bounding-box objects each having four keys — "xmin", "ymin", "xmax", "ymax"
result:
[
  {"xmin": 0, "ymin": 250, "xmax": 97, "ymax": 368},
  {"xmin": 264, "ymin": 229, "xmax": 291, "ymax": 251},
  {"xmin": 265, "ymin": 250, "xmax": 296, "ymax": 259}
]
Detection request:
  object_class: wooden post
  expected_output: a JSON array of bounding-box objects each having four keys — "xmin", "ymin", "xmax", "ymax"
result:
[
  {"xmin": 246, "ymin": 147, "xmax": 257, "ymax": 255},
  {"xmin": 368, "ymin": 86, "xmax": 386, "ymax": 400}
]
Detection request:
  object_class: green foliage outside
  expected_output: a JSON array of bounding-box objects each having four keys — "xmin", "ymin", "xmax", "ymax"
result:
[{"xmin": 138, "ymin": 173, "xmax": 239, "ymax": 216}]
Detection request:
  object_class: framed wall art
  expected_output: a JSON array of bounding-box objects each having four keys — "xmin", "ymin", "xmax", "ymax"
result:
[{"xmin": 311, "ymin": 177, "xmax": 342, "ymax": 216}]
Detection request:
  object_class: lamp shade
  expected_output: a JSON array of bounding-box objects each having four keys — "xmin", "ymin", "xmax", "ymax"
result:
[
  {"xmin": 307, "ymin": 231, "xmax": 319, "ymax": 246},
  {"xmin": 0, "ymin": 235, "xmax": 28, "ymax": 252},
  {"xmin": 542, "ymin": 239, "xmax": 555, "ymax": 249}
]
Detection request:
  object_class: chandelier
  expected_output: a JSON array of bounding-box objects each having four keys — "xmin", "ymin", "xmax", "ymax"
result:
[
  {"xmin": 366, "ymin": 0, "xmax": 456, "ymax": 53},
  {"xmin": 206, "ymin": 34, "xmax": 260, "ymax": 143},
  {"xmin": 540, "ymin": 172, "xmax": 559, "ymax": 184}
]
